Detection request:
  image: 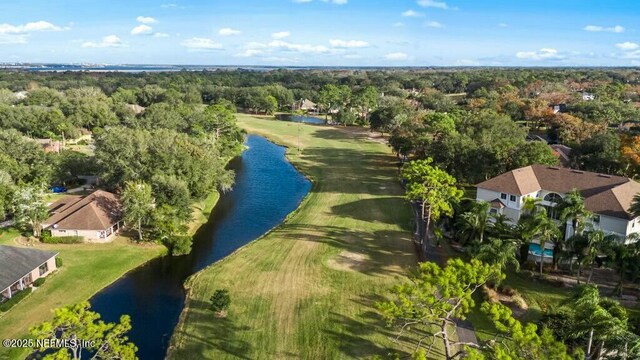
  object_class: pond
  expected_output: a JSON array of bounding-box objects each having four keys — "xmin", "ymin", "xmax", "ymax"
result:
[
  {"xmin": 275, "ymin": 113, "xmax": 326, "ymax": 125},
  {"xmin": 89, "ymin": 135, "xmax": 311, "ymax": 360}
]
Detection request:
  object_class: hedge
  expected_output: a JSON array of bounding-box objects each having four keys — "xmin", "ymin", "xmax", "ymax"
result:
[
  {"xmin": 41, "ymin": 232, "xmax": 82, "ymax": 244},
  {"xmin": 0, "ymin": 288, "xmax": 32, "ymax": 312},
  {"xmin": 55, "ymin": 257, "xmax": 63, "ymax": 267},
  {"xmin": 33, "ymin": 278, "xmax": 46, "ymax": 287}
]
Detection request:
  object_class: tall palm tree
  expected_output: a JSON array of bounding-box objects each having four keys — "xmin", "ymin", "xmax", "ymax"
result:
[
  {"xmin": 513, "ymin": 213, "xmax": 544, "ymax": 265},
  {"xmin": 630, "ymin": 193, "xmax": 640, "ymax": 218},
  {"xmin": 536, "ymin": 212, "xmax": 562, "ymax": 276},
  {"xmin": 583, "ymin": 230, "xmax": 619, "ymax": 284},
  {"xmin": 557, "ymin": 189, "xmax": 593, "ymax": 239},
  {"xmin": 476, "ymin": 238, "xmax": 520, "ymax": 273},
  {"xmin": 605, "ymin": 233, "xmax": 640, "ymax": 296},
  {"xmin": 456, "ymin": 201, "xmax": 492, "ymax": 246},
  {"xmin": 522, "ymin": 196, "xmax": 543, "ymax": 216}
]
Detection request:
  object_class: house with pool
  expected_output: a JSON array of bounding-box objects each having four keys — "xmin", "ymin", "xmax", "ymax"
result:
[{"xmin": 476, "ymin": 165, "xmax": 640, "ymax": 258}]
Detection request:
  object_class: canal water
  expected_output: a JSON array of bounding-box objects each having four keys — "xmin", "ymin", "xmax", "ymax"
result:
[{"xmin": 89, "ymin": 135, "xmax": 312, "ymax": 359}]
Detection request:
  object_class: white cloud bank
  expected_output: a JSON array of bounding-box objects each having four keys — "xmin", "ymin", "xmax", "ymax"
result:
[
  {"xmin": 82, "ymin": 35, "xmax": 125, "ymax": 48},
  {"xmin": 0, "ymin": 21, "xmax": 65, "ymax": 44},
  {"xmin": 136, "ymin": 16, "xmax": 158, "ymax": 24},
  {"xmin": 181, "ymin": 37, "xmax": 223, "ymax": 50},
  {"xmin": 271, "ymin": 31, "xmax": 291, "ymax": 39},
  {"xmin": 218, "ymin": 28, "xmax": 242, "ymax": 36},
  {"xmin": 584, "ymin": 25, "xmax": 624, "ymax": 33},
  {"xmin": 616, "ymin": 42, "xmax": 639, "ymax": 50},
  {"xmin": 384, "ymin": 52, "xmax": 409, "ymax": 61},
  {"xmin": 131, "ymin": 24, "xmax": 153, "ymax": 35},
  {"xmin": 516, "ymin": 48, "xmax": 564, "ymax": 61},
  {"xmin": 329, "ymin": 39, "xmax": 369, "ymax": 48}
]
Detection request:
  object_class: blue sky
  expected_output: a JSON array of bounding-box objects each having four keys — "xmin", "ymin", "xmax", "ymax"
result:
[{"xmin": 1, "ymin": 0, "xmax": 639, "ymax": 66}]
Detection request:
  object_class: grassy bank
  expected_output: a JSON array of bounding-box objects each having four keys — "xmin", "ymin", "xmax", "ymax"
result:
[
  {"xmin": 168, "ymin": 114, "xmax": 433, "ymax": 359},
  {"xmin": 189, "ymin": 191, "xmax": 220, "ymax": 235},
  {"xmin": 0, "ymin": 231, "xmax": 165, "ymax": 359}
]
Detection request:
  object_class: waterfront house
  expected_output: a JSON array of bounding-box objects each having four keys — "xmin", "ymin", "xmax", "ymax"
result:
[
  {"xmin": 0, "ymin": 246, "xmax": 57, "ymax": 301},
  {"xmin": 42, "ymin": 190, "xmax": 123, "ymax": 242},
  {"xmin": 292, "ymin": 98, "xmax": 317, "ymax": 112},
  {"xmin": 476, "ymin": 165, "xmax": 640, "ymax": 241}
]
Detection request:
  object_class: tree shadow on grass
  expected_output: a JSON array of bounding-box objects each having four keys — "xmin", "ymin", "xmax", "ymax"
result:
[
  {"xmin": 330, "ymin": 197, "xmax": 413, "ymax": 225},
  {"xmin": 170, "ymin": 299, "xmax": 252, "ymax": 359}
]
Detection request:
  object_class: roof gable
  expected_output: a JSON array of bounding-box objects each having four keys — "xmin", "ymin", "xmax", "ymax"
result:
[{"xmin": 43, "ymin": 190, "xmax": 121, "ymax": 231}]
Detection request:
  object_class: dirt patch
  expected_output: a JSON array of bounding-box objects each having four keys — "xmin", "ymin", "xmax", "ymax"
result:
[{"xmin": 326, "ymin": 250, "xmax": 368, "ymax": 272}]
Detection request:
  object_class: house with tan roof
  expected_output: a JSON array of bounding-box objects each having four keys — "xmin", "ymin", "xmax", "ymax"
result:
[
  {"xmin": 476, "ymin": 165, "xmax": 640, "ymax": 241},
  {"xmin": 42, "ymin": 190, "xmax": 123, "ymax": 242}
]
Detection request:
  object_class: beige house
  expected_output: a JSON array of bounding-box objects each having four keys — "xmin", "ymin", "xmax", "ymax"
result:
[
  {"xmin": 42, "ymin": 190, "xmax": 123, "ymax": 242},
  {"xmin": 0, "ymin": 246, "xmax": 58, "ymax": 301},
  {"xmin": 292, "ymin": 98, "xmax": 317, "ymax": 112},
  {"xmin": 476, "ymin": 165, "xmax": 640, "ymax": 242}
]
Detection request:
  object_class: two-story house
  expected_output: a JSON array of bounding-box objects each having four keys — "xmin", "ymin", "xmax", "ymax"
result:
[{"xmin": 476, "ymin": 165, "xmax": 640, "ymax": 242}]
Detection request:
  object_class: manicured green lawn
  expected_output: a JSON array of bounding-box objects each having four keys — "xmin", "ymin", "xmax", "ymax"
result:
[
  {"xmin": 168, "ymin": 115, "xmax": 433, "ymax": 359},
  {"xmin": 0, "ymin": 231, "xmax": 165, "ymax": 359}
]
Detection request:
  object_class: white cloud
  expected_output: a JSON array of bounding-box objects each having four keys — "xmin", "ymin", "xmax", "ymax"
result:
[
  {"xmin": 402, "ymin": 10, "xmax": 424, "ymax": 17},
  {"xmin": 131, "ymin": 24, "xmax": 153, "ymax": 35},
  {"xmin": 235, "ymin": 49, "xmax": 263, "ymax": 57},
  {"xmin": 82, "ymin": 35, "xmax": 125, "ymax": 48},
  {"xmin": 384, "ymin": 52, "xmax": 409, "ymax": 61},
  {"xmin": 417, "ymin": 0, "xmax": 450, "ymax": 9},
  {"xmin": 498, "ymin": 23, "xmax": 508, "ymax": 28},
  {"xmin": 271, "ymin": 31, "xmax": 291, "ymax": 39},
  {"xmin": 293, "ymin": 0, "xmax": 312, "ymax": 2},
  {"xmin": 246, "ymin": 41, "xmax": 268, "ymax": 49},
  {"xmin": 329, "ymin": 39, "xmax": 369, "ymax": 48},
  {"xmin": 393, "ymin": 22, "xmax": 405, "ymax": 27},
  {"xmin": 584, "ymin": 25, "xmax": 624, "ymax": 33},
  {"xmin": 516, "ymin": 48, "xmax": 564, "ymax": 61},
  {"xmin": 218, "ymin": 27, "xmax": 241, "ymax": 36},
  {"xmin": 425, "ymin": 21, "xmax": 443, "ymax": 28},
  {"xmin": 136, "ymin": 16, "xmax": 158, "ymax": 24},
  {"xmin": 456, "ymin": 59, "xmax": 480, "ymax": 66},
  {"xmin": 616, "ymin": 42, "xmax": 639, "ymax": 50},
  {"xmin": 181, "ymin": 37, "xmax": 223, "ymax": 50},
  {"xmin": 0, "ymin": 20, "xmax": 65, "ymax": 43},
  {"xmin": 268, "ymin": 39, "xmax": 330, "ymax": 54},
  {"xmin": 153, "ymin": 32, "xmax": 169, "ymax": 38},
  {"xmin": 161, "ymin": 3, "xmax": 177, "ymax": 8}
]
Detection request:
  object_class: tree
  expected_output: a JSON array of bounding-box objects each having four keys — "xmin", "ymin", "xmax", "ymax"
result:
[
  {"xmin": 630, "ymin": 193, "xmax": 640, "ymax": 219},
  {"xmin": 401, "ymin": 158, "xmax": 463, "ymax": 253},
  {"xmin": 12, "ymin": 184, "xmax": 49, "ymax": 237},
  {"xmin": 536, "ymin": 211, "xmax": 562, "ymax": 276},
  {"xmin": 30, "ymin": 301, "xmax": 137, "ymax": 360},
  {"xmin": 456, "ymin": 201, "xmax": 492, "ymax": 246},
  {"xmin": 476, "ymin": 238, "xmax": 520, "ymax": 273},
  {"xmin": 467, "ymin": 303, "xmax": 574, "ymax": 359},
  {"xmin": 262, "ymin": 95, "xmax": 278, "ymax": 115},
  {"xmin": 605, "ymin": 237, "xmax": 640, "ymax": 297},
  {"xmin": 121, "ymin": 181, "xmax": 155, "ymax": 241},
  {"xmin": 210, "ymin": 289, "xmax": 231, "ymax": 317},
  {"xmin": 377, "ymin": 259, "xmax": 503, "ymax": 359},
  {"xmin": 0, "ymin": 170, "xmax": 15, "ymax": 220},
  {"xmin": 151, "ymin": 204, "xmax": 191, "ymax": 255},
  {"xmin": 555, "ymin": 189, "xmax": 592, "ymax": 269}
]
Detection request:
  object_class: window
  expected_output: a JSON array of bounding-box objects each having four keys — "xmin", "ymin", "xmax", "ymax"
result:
[
  {"xmin": 489, "ymin": 208, "xmax": 499, "ymax": 215},
  {"xmin": 38, "ymin": 263, "xmax": 48, "ymax": 276},
  {"xmin": 543, "ymin": 193, "xmax": 563, "ymax": 204},
  {"xmin": 510, "ymin": 195, "xmax": 516, "ymax": 202},
  {"xmin": 500, "ymin": 193, "xmax": 507, "ymax": 200}
]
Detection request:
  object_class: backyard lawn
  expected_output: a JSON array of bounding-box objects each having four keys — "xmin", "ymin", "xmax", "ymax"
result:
[
  {"xmin": 168, "ymin": 115, "xmax": 432, "ymax": 359},
  {"xmin": 0, "ymin": 228, "xmax": 165, "ymax": 359}
]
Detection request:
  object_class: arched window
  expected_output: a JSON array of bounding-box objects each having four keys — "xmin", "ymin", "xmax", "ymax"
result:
[{"xmin": 543, "ymin": 193, "xmax": 563, "ymax": 204}]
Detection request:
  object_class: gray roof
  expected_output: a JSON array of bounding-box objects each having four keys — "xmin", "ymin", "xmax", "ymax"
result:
[{"xmin": 0, "ymin": 245, "xmax": 58, "ymax": 291}]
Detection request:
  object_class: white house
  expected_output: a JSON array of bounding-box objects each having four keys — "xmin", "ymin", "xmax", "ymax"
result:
[{"xmin": 476, "ymin": 165, "xmax": 640, "ymax": 242}]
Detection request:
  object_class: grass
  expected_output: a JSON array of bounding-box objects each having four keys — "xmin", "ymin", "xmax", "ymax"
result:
[
  {"xmin": 0, "ymin": 231, "xmax": 165, "ymax": 359},
  {"xmin": 188, "ymin": 191, "xmax": 220, "ymax": 235},
  {"xmin": 168, "ymin": 114, "xmax": 437, "ymax": 359}
]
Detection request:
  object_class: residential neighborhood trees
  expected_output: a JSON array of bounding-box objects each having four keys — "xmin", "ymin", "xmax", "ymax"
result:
[{"xmin": 121, "ymin": 181, "xmax": 155, "ymax": 241}]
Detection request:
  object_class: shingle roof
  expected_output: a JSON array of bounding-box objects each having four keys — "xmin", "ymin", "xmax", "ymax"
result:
[
  {"xmin": 0, "ymin": 245, "xmax": 57, "ymax": 291},
  {"xmin": 42, "ymin": 190, "xmax": 122, "ymax": 231},
  {"xmin": 476, "ymin": 165, "xmax": 640, "ymax": 220}
]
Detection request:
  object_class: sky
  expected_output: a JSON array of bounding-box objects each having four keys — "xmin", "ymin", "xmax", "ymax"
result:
[{"xmin": 1, "ymin": 0, "xmax": 640, "ymax": 66}]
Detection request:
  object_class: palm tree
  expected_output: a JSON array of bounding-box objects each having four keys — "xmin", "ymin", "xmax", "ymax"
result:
[
  {"xmin": 456, "ymin": 201, "xmax": 492, "ymax": 246},
  {"xmin": 512, "ymin": 213, "xmax": 544, "ymax": 265},
  {"xmin": 522, "ymin": 196, "xmax": 543, "ymax": 216},
  {"xmin": 605, "ymin": 234, "xmax": 640, "ymax": 296},
  {"xmin": 536, "ymin": 212, "xmax": 562, "ymax": 276},
  {"xmin": 557, "ymin": 188, "xmax": 593, "ymax": 239},
  {"xmin": 582, "ymin": 230, "xmax": 619, "ymax": 284},
  {"xmin": 476, "ymin": 238, "xmax": 520, "ymax": 273},
  {"xmin": 630, "ymin": 193, "xmax": 640, "ymax": 218}
]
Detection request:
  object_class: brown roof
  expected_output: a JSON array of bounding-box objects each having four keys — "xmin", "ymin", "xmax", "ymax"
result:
[
  {"xmin": 43, "ymin": 190, "xmax": 122, "ymax": 231},
  {"xmin": 489, "ymin": 199, "xmax": 506, "ymax": 209},
  {"xmin": 477, "ymin": 165, "xmax": 640, "ymax": 220}
]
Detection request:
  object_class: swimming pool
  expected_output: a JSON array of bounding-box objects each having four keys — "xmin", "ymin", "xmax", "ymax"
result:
[{"xmin": 529, "ymin": 243, "xmax": 554, "ymax": 258}]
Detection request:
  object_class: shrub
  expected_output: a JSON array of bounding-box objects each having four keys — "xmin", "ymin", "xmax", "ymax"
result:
[
  {"xmin": 164, "ymin": 235, "xmax": 192, "ymax": 256},
  {"xmin": 55, "ymin": 257, "xmax": 63, "ymax": 268},
  {"xmin": 0, "ymin": 288, "xmax": 32, "ymax": 312},
  {"xmin": 41, "ymin": 235, "xmax": 82, "ymax": 244},
  {"xmin": 210, "ymin": 289, "xmax": 231, "ymax": 315},
  {"xmin": 33, "ymin": 278, "xmax": 46, "ymax": 287},
  {"xmin": 498, "ymin": 285, "xmax": 518, "ymax": 296}
]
